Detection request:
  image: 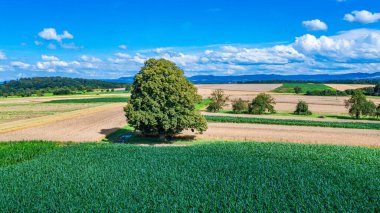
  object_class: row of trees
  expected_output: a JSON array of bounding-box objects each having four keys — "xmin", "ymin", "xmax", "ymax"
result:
[{"xmin": 206, "ymin": 89, "xmax": 380, "ymax": 119}]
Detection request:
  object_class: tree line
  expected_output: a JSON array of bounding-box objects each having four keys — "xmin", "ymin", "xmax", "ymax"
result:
[{"xmin": 0, "ymin": 77, "xmax": 128, "ymax": 97}]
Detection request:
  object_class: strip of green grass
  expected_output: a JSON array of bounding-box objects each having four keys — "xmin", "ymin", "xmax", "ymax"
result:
[
  {"xmin": 272, "ymin": 83, "xmax": 333, "ymax": 93},
  {"xmin": 205, "ymin": 115, "xmax": 380, "ymax": 130},
  {"xmin": 195, "ymin": 99, "xmax": 212, "ymax": 111},
  {"xmin": 0, "ymin": 141, "xmax": 378, "ymax": 211},
  {"xmin": 45, "ymin": 97, "xmax": 129, "ymax": 104},
  {"xmin": 0, "ymin": 142, "xmax": 61, "ymax": 167}
]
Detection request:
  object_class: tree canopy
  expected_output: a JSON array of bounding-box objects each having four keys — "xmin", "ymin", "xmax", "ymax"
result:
[{"xmin": 125, "ymin": 59, "xmax": 207, "ymax": 139}]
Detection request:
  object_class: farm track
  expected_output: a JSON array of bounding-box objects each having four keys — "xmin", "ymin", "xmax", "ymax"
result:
[
  {"xmin": 189, "ymin": 122, "xmax": 380, "ymax": 147},
  {"xmin": 0, "ymin": 103, "xmax": 127, "ymax": 142}
]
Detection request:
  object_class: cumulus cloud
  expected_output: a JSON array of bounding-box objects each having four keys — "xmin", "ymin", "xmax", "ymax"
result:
[
  {"xmin": 38, "ymin": 28, "xmax": 74, "ymax": 42},
  {"xmin": 344, "ymin": 10, "xmax": 380, "ymax": 24},
  {"xmin": 293, "ymin": 29, "xmax": 380, "ymax": 61},
  {"xmin": 118, "ymin": 45, "xmax": 128, "ymax": 50},
  {"xmin": 114, "ymin": 53, "xmax": 131, "ymax": 59},
  {"xmin": 80, "ymin": 55, "xmax": 102, "ymax": 62},
  {"xmin": 11, "ymin": 61, "xmax": 31, "ymax": 69},
  {"xmin": 41, "ymin": 55, "xmax": 59, "ymax": 61},
  {"xmin": 302, "ymin": 19, "xmax": 328, "ymax": 31},
  {"xmin": 61, "ymin": 43, "xmax": 81, "ymax": 50},
  {"xmin": 47, "ymin": 43, "xmax": 57, "ymax": 49},
  {"xmin": 0, "ymin": 51, "xmax": 6, "ymax": 60}
]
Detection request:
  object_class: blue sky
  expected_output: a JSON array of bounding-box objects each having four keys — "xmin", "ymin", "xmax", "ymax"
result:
[{"xmin": 0, "ymin": 0, "xmax": 380, "ymax": 80}]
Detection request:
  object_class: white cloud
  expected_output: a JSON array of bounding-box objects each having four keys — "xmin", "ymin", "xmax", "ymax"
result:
[
  {"xmin": 11, "ymin": 61, "xmax": 31, "ymax": 69},
  {"xmin": 344, "ymin": 10, "xmax": 380, "ymax": 24},
  {"xmin": 47, "ymin": 43, "xmax": 56, "ymax": 49},
  {"xmin": 34, "ymin": 41, "xmax": 43, "ymax": 46},
  {"xmin": 302, "ymin": 19, "xmax": 328, "ymax": 31},
  {"xmin": 293, "ymin": 29, "xmax": 380, "ymax": 61},
  {"xmin": 118, "ymin": 44, "xmax": 128, "ymax": 50},
  {"xmin": 0, "ymin": 51, "xmax": 6, "ymax": 60},
  {"xmin": 61, "ymin": 43, "xmax": 81, "ymax": 50},
  {"xmin": 114, "ymin": 53, "xmax": 131, "ymax": 59},
  {"xmin": 41, "ymin": 55, "xmax": 59, "ymax": 61},
  {"xmin": 38, "ymin": 28, "xmax": 74, "ymax": 42},
  {"xmin": 80, "ymin": 55, "xmax": 102, "ymax": 62}
]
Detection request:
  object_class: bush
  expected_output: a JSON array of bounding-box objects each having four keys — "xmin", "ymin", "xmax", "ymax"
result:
[
  {"xmin": 376, "ymin": 104, "xmax": 380, "ymax": 118},
  {"xmin": 345, "ymin": 90, "xmax": 376, "ymax": 119},
  {"xmin": 206, "ymin": 89, "xmax": 229, "ymax": 112},
  {"xmin": 306, "ymin": 89, "xmax": 347, "ymax": 96},
  {"xmin": 248, "ymin": 93, "xmax": 276, "ymax": 114},
  {"xmin": 294, "ymin": 100, "xmax": 312, "ymax": 115},
  {"xmin": 294, "ymin": 86, "xmax": 302, "ymax": 94},
  {"xmin": 53, "ymin": 88, "xmax": 72, "ymax": 95},
  {"xmin": 232, "ymin": 98, "xmax": 249, "ymax": 113},
  {"xmin": 125, "ymin": 59, "xmax": 207, "ymax": 139}
]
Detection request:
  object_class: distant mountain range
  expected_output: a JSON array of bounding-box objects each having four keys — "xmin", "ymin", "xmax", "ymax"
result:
[{"xmin": 104, "ymin": 72, "xmax": 380, "ymax": 84}]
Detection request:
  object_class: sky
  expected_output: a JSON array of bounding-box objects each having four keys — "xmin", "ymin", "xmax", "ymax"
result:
[{"xmin": 0, "ymin": 0, "xmax": 380, "ymax": 81}]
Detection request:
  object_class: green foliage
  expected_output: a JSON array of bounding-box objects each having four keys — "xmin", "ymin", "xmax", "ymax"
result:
[
  {"xmin": 206, "ymin": 89, "xmax": 229, "ymax": 112},
  {"xmin": 232, "ymin": 98, "xmax": 249, "ymax": 113},
  {"xmin": 205, "ymin": 115, "xmax": 380, "ymax": 130},
  {"xmin": 0, "ymin": 77, "xmax": 128, "ymax": 97},
  {"xmin": 345, "ymin": 90, "xmax": 377, "ymax": 119},
  {"xmin": 0, "ymin": 142, "xmax": 378, "ymax": 211},
  {"xmin": 195, "ymin": 99, "xmax": 212, "ymax": 111},
  {"xmin": 248, "ymin": 93, "xmax": 276, "ymax": 114},
  {"xmin": 46, "ymin": 97, "xmax": 129, "ymax": 104},
  {"xmin": 0, "ymin": 142, "xmax": 60, "ymax": 167},
  {"xmin": 294, "ymin": 100, "xmax": 312, "ymax": 115},
  {"xmin": 345, "ymin": 85, "xmax": 380, "ymax": 97},
  {"xmin": 273, "ymin": 83, "xmax": 333, "ymax": 93},
  {"xmin": 294, "ymin": 86, "xmax": 302, "ymax": 94},
  {"xmin": 306, "ymin": 89, "xmax": 347, "ymax": 96},
  {"xmin": 377, "ymin": 104, "xmax": 380, "ymax": 118},
  {"xmin": 125, "ymin": 59, "xmax": 207, "ymax": 138}
]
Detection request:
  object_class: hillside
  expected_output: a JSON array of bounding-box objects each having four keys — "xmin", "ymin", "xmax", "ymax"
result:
[{"xmin": 0, "ymin": 77, "xmax": 127, "ymax": 97}]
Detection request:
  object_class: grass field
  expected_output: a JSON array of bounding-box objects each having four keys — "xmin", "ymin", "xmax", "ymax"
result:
[
  {"xmin": 272, "ymin": 83, "xmax": 333, "ymax": 93},
  {"xmin": 0, "ymin": 141, "xmax": 378, "ymax": 211},
  {"xmin": 205, "ymin": 115, "xmax": 380, "ymax": 130}
]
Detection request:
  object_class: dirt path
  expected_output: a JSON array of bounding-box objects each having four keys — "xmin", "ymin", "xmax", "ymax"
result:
[
  {"xmin": 0, "ymin": 103, "xmax": 127, "ymax": 142},
  {"xmin": 189, "ymin": 123, "xmax": 380, "ymax": 147}
]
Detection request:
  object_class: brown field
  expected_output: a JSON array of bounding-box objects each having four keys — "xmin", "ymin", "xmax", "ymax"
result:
[
  {"xmin": 0, "ymin": 103, "xmax": 127, "ymax": 142},
  {"xmin": 188, "ymin": 122, "xmax": 380, "ymax": 147},
  {"xmin": 196, "ymin": 84, "xmax": 282, "ymax": 92},
  {"xmin": 196, "ymin": 84, "xmax": 380, "ymax": 114},
  {"xmin": 325, "ymin": 84, "xmax": 375, "ymax": 91}
]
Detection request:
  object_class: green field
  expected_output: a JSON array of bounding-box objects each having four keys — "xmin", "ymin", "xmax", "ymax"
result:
[
  {"xmin": 272, "ymin": 83, "xmax": 333, "ymax": 93},
  {"xmin": 205, "ymin": 115, "xmax": 380, "ymax": 130},
  {"xmin": 0, "ymin": 141, "xmax": 378, "ymax": 211},
  {"xmin": 45, "ymin": 97, "xmax": 129, "ymax": 104}
]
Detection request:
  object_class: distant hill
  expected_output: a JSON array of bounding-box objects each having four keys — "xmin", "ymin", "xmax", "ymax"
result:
[
  {"xmin": 0, "ymin": 77, "xmax": 127, "ymax": 97},
  {"xmin": 104, "ymin": 72, "xmax": 380, "ymax": 84}
]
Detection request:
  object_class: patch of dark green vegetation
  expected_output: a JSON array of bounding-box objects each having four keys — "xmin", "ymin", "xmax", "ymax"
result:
[
  {"xmin": 45, "ymin": 97, "xmax": 129, "ymax": 104},
  {"xmin": 0, "ymin": 142, "xmax": 61, "ymax": 167},
  {"xmin": 205, "ymin": 115, "xmax": 380, "ymax": 130},
  {"xmin": 272, "ymin": 83, "xmax": 333, "ymax": 93},
  {"xmin": 0, "ymin": 142, "xmax": 378, "ymax": 211}
]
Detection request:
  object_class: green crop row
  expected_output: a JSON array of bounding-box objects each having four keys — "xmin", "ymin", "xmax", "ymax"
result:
[
  {"xmin": 205, "ymin": 115, "xmax": 380, "ymax": 130},
  {"xmin": 0, "ymin": 141, "xmax": 379, "ymax": 211}
]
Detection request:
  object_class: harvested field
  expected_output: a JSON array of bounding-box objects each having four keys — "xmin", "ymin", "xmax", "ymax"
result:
[
  {"xmin": 197, "ymin": 86, "xmax": 380, "ymax": 114},
  {"xmin": 196, "ymin": 84, "xmax": 282, "ymax": 92},
  {"xmin": 325, "ymin": 84, "xmax": 375, "ymax": 91},
  {"xmin": 0, "ymin": 103, "xmax": 127, "ymax": 142},
  {"xmin": 189, "ymin": 122, "xmax": 380, "ymax": 147}
]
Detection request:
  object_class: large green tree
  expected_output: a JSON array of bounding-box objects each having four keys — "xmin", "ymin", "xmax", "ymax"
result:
[
  {"xmin": 248, "ymin": 93, "xmax": 276, "ymax": 114},
  {"xmin": 125, "ymin": 59, "xmax": 207, "ymax": 139},
  {"xmin": 345, "ymin": 90, "xmax": 376, "ymax": 119}
]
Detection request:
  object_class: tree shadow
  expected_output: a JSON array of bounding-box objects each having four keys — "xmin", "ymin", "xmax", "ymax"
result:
[{"xmin": 100, "ymin": 127, "xmax": 196, "ymax": 145}]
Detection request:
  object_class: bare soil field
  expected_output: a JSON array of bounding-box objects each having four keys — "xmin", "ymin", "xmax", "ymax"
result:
[
  {"xmin": 325, "ymin": 84, "xmax": 375, "ymax": 91},
  {"xmin": 188, "ymin": 122, "xmax": 380, "ymax": 147},
  {"xmin": 0, "ymin": 103, "xmax": 127, "ymax": 142},
  {"xmin": 196, "ymin": 84, "xmax": 282, "ymax": 92},
  {"xmin": 197, "ymin": 85, "xmax": 380, "ymax": 114}
]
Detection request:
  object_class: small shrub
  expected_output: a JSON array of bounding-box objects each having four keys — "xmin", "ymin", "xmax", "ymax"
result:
[
  {"xmin": 294, "ymin": 100, "xmax": 312, "ymax": 115},
  {"xmin": 248, "ymin": 93, "xmax": 276, "ymax": 115},
  {"xmin": 232, "ymin": 98, "xmax": 249, "ymax": 113},
  {"xmin": 206, "ymin": 89, "xmax": 229, "ymax": 112},
  {"xmin": 294, "ymin": 86, "xmax": 302, "ymax": 94}
]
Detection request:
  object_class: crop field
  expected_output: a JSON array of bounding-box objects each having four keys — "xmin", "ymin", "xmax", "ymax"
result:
[
  {"xmin": 205, "ymin": 115, "xmax": 380, "ymax": 130},
  {"xmin": 272, "ymin": 83, "xmax": 333, "ymax": 93},
  {"xmin": 0, "ymin": 141, "xmax": 378, "ymax": 211},
  {"xmin": 325, "ymin": 84, "xmax": 375, "ymax": 91}
]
